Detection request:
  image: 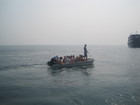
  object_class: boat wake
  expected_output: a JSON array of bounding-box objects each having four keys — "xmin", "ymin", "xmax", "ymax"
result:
[{"xmin": 0, "ymin": 63, "xmax": 43, "ymax": 71}]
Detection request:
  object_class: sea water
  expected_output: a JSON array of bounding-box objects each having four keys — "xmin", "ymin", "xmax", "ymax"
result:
[{"xmin": 0, "ymin": 45, "xmax": 140, "ymax": 105}]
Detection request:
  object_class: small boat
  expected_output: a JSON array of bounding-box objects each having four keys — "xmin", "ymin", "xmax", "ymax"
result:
[
  {"xmin": 128, "ymin": 33, "xmax": 140, "ymax": 48},
  {"xmin": 47, "ymin": 58, "xmax": 94, "ymax": 69}
]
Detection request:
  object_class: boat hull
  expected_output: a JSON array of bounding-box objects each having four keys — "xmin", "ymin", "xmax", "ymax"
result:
[
  {"xmin": 48, "ymin": 59, "xmax": 94, "ymax": 69},
  {"xmin": 128, "ymin": 34, "xmax": 140, "ymax": 48}
]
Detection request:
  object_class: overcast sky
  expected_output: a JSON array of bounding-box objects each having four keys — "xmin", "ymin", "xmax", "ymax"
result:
[{"xmin": 0, "ymin": 0, "xmax": 140, "ymax": 45}]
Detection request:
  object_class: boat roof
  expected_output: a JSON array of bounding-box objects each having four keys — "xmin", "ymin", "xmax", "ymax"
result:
[{"xmin": 129, "ymin": 33, "xmax": 140, "ymax": 36}]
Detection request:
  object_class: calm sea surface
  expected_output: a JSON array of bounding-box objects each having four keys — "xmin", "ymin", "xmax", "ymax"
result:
[{"xmin": 0, "ymin": 45, "xmax": 140, "ymax": 105}]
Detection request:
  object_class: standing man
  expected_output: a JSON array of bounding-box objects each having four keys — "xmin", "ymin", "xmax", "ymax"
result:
[{"xmin": 84, "ymin": 44, "xmax": 88, "ymax": 60}]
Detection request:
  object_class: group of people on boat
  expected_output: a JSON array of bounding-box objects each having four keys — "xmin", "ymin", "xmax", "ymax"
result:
[
  {"xmin": 48, "ymin": 44, "xmax": 88, "ymax": 66},
  {"xmin": 50, "ymin": 54, "xmax": 86, "ymax": 65}
]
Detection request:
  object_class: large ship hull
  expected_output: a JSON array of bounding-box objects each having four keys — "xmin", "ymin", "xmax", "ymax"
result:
[{"xmin": 128, "ymin": 34, "xmax": 140, "ymax": 48}]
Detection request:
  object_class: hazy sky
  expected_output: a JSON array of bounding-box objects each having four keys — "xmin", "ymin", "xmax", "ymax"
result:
[{"xmin": 0, "ymin": 0, "xmax": 140, "ymax": 45}]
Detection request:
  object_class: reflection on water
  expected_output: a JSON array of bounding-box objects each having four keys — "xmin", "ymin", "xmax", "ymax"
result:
[{"xmin": 47, "ymin": 65, "xmax": 94, "ymax": 77}]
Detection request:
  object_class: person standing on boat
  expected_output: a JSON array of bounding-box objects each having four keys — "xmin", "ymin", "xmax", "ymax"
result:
[{"xmin": 84, "ymin": 44, "xmax": 88, "ymax": 60}]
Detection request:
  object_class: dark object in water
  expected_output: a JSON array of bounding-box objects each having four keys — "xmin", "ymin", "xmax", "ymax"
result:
[
  {"xmin": 47, "ymin": 58, "xmax": 94, "ymax": 69},
  {"xmin": 128, "ymin": 33, "xmax": 140, "ymax": 48}
]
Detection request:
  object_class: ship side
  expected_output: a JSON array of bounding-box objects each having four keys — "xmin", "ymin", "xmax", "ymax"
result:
[{"xmin": 128, "ymin": 34, "xmax": 140, "ymax": 48}]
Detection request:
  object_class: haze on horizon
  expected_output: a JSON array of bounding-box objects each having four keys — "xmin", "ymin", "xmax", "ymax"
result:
[{"xmin": 0, "ymin": 0, "xmax": 140, "ymax": 45}]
